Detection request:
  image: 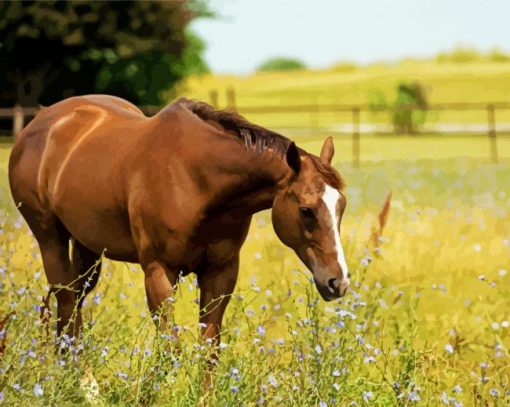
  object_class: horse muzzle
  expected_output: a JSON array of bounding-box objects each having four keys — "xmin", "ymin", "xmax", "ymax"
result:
[{"xmin": 315, "ymin": 276, "xmax": 350, "ymax": 301}]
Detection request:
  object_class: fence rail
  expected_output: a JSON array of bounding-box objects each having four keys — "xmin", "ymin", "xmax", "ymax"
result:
[{"xmin": 2, "ymin": 100, "xmax": 509, "ymax": 165}]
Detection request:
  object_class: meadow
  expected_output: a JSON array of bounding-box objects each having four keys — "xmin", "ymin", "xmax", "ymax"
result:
[
  {"xmin": 181, "ymin": 61, "xmax": 510, "ymax": 130},
  {"xmin": 0, "ymin": 130, "xmax": 508, "ymax": 406}
]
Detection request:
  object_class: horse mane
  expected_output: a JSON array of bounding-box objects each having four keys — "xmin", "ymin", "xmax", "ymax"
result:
[{"xmin": 177, "ymin": 98, "xmax": 344, "ymax": 189}]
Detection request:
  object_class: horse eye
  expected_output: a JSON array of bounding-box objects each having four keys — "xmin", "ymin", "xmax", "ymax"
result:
[{"xmin": 299, "ymin": 207, "xmax": 316, "ymax": 219}]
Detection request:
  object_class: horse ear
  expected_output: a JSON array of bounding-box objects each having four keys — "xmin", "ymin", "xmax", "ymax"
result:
[
  {"xmin": 286, "ymin": 141, "xmax": 301, "ymax": 174},
  {"xmin": 320, "ymin": 136, "xmax": 334, "ymax": 164}
]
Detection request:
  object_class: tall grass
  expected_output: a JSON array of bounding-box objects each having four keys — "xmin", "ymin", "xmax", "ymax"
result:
[{"xmin": 0, "ymin": 149, "xmax": 509, "ymax": 405}]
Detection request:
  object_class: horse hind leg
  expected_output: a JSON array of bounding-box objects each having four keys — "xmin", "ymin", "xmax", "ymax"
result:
[
  {"xmin": 29, "ymin": 215, "xmax": 81, "ymax": 340},
  {"xmin": 71, "ymin": 239, "xmax": 102, "ymax": 310}
]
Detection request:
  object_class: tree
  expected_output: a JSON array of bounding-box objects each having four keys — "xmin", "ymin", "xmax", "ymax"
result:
[
  {"xmin": 0, "ymin": 0, "xmax": 210, "ymax": 107},
  {"xmin": 367, "ymin": 82, "xmax": 429, "ymax": 134},
  {"xmin": 392, "ymin": 82, "xmax": 428, "ymax": 134},
  {"xmin": 256, "ymin": 57, "xmax": 306, "ymax": 73}
]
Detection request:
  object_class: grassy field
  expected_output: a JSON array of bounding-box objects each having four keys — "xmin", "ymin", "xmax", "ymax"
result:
[
  {"xmin": 179, "ymin": 61, "xmax": 510, "ymax": 129},
  {"xmin": 0, "ymin": 134, "xmax": 509, "ymax": 406}
]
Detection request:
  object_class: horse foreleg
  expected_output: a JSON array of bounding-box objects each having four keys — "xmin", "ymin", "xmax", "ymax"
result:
[{"xmin": 198, "ymin": 254, "xmax": 239, "ymax": 359}]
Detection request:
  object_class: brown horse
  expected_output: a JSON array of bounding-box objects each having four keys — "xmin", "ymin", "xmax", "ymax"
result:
[{"xmin": 8, "ymin": 95, "xmax": 350, "ymax": 349}]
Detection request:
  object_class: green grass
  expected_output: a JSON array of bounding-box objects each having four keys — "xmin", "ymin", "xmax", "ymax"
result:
[
  {"xmin": 0, "ymin": 137, "xmax": 509, "ymax": 405},
  {"xmin": 179, "ymin": 61, "xmax": 510, "ymax": 128}
]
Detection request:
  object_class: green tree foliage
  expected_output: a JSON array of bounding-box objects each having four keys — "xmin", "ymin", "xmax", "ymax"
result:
[
  {"xmin": 392, "ymin": 82, "xmax": 428, "ymax": 134},
  {"xmin": 256, "ymin": 57, "xmax": 306, "ymax": 73},
  {"xmin": 0, "ymin": 0, "xmax": 210, "ymax": 106},
  {"xmin": 367, "ymin": 82, "xmax": 429, "ymax": 134}
]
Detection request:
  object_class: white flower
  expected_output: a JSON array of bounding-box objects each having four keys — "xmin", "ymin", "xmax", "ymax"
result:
[
  {"xmin": 268, "ymin": 375, "xmax": 278, "ymax": 388},
  {"xmin": 315, "ymin": 345, "xmax": 322, "ymax": 355},
  {"xmin": 445, "ymin": 344, "xmax": 454, "ymax": 354},
  {"xmin": 501, "ymin": 321, "xmax": 509, "ymax": 328},
  {"xmin": 332, "ymin": 369, "xmax": 341, "ymax": 377},
  {"xmin": 33, "ymin": 383, "xmax": 43, "ymax": 397},
  {"xmin": 492, "ymin": 322, "xmax": 499, "ymax": 330}
]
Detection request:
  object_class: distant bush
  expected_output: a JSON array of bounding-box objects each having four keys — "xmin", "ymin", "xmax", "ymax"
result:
[
  {"xmin": 367, "ymin": 81, "xmax": 429, "ymax": 134},
  {"xmin": 256, "ymin": 57, "xmax": 307, "ymax": 72},
  {"xmin": 488, "ymin": 48, "xmax": 510, "ymax": 62},
  {"xmin": 436, "ymin": 46, "xmax": 510, "ymax": 64},
  {"xmin": 392, "ymin": 82, "xmax": 428, "ymax": 134},
  {"xmin": 436, "ymin": 47, "xmax": 483, "ymax": 64},
  {"xmin": 330, "ymin": 61, "xmax": 358, "ymax": 73}
]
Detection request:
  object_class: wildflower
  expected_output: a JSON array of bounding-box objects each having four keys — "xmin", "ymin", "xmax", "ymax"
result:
[
  {"xmin": 498, "ymin": 269, "xmax": 507, "ymax": 277},
  {"xmin": 332, "ymin": 369, "xmax": 341, "ymax": 377},
  {"xmin": 0, "ymin": 391, "xmax": 4, "ymax": 403},
  {"xmin": 315, "ymin": 345, "xmax": 322, "ymax": 355},
  {"xmin": 219, "ymin": 342, "xmax": 228, "ymax": 350},
  {"xmin": 16, "ymin": 287, "xmax": 26, "ymax": 296},
  {"xmin": 444, "ymin": 344, "xmax": 454, "ymax": 354},
  {"xmin": 364, "ymin": 356, "xmax": 375, "ymax": 364},
  {"xmin": 333, "ymin": 383, "xmax": 340, "ymax": 391},
  {"xmin": 319, "ymin": 402, "xmax": 327, "ymax": 407},
  {"xmin": 489, "ymin": 388, "xmax": 499, "ymax": 397},
  {"xmin": 268, "ymin": 375, "xmax": 278, "ymax": 388},
  {"xmin": 478, "ymin": 275, "xmax": 486, "ymax": 281},
  {"xmin": 13, "ymin": 383, "xmax": 20, "ymax": 391},
  {"xmin": 231, "ymin": 386, "xmax": 239, "ymax": 394},
  {"xmin": 452, "ymin": 385, "xmax": 462, "ymax": 393},
  {"xmin": 33, "ymin": 383, "xmax": 43, "ymax": 397},
  {"xmin": 257, "ymin": 325, "xmax": 265, "ymax": 337},
  {"xmin": 363, "ymin": 391, "xmax": 373, "ymax": 402},
  {"xmin": 501, "ymin": 321, "xmax": 509, "ymax": 328},
  {"xmin": 441, "ymin": 392, "xmax": 449, "ymax": 405},
  {"xmin": 491, "ymin": 322, "xmax": 499, "ymax": 330},
  {"xmin": 408, "ymin": 391, "xmax": 421, "ymax": 402}
]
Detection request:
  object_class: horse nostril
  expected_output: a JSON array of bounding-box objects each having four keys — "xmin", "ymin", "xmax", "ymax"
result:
[
  {"xmin": 328, "ymin": 278, "xmax": 339, "ymax": 291},
  {"xmin": 347, "ymin": 272, "xmax": 351, "ymax": 279}
]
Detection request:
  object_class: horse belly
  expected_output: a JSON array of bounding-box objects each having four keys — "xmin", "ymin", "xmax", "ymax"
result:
[
  {"xmin": 52, "ymin": 167, "xmax": 137, "ymax": 261},
  {"xmin": 58, "ymin": 203, "xmax": 137, "ymax": 261}
]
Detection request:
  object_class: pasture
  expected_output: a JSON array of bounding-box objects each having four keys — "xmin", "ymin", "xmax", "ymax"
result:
[
  {"xmin": 0, "ymin": 133, "xmax": 508, "ymax": 406},
  {"xmin": 182, "ymin": 61, "xmax": 510, "ymax": 129}
]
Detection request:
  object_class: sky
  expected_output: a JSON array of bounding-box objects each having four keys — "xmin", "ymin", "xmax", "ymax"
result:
[{"xmin": 191, "ymin": 0, "xmax": 510, "ymax": 74}]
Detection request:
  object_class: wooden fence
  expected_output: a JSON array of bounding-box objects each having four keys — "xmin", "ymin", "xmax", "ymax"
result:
[{"xmin": 2, "ymin": 99, "xmax": 509, "ymax": 167}]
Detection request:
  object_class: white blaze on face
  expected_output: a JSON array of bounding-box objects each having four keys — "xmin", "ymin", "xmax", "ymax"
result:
[{"xmin": 322, "ymin": 185, "xmax": 349, "ymax": 284}]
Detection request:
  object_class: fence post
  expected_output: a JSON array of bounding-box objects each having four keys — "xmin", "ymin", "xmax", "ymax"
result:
[
  {"xmin": 352, "ymin": 106, "xmax": 360, "ymax": 168},
  {"xmin": 487, "ymin": 104, "xmax": 498, "ymax": 164},
  {"xmin": 226, "ymin": 87, "xmax": 236, "ymax": 109},
  {"xmin": 209, "ymin": 90, "xmax": 218, "ymax": 108},
  {"xmin": 13, "ymin": 104, "xmax": 24, "ymax": 136}
]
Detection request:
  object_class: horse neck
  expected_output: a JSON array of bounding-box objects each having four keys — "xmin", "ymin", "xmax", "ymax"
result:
[{"xmin": 204, "ymin": 147, "xmax": 289, "ymax": 218}]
